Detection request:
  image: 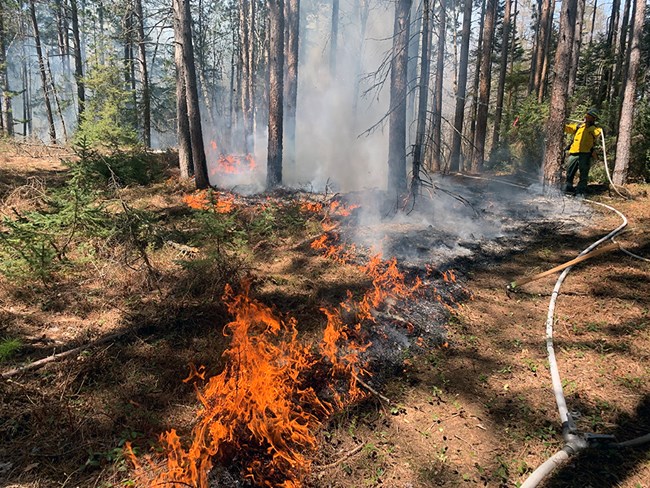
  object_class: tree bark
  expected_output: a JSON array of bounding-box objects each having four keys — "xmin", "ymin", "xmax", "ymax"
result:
[
  {"xmin": 387, "ymin": 0, "xmax": 412, "ymax": 196},
  {"xmin": 330, "ymin": 0, "xmax": 339, "ymax": 77},
  {"xmin": 596, "ymin": 0, "xmax": 620, "ymax": 105},
  {"xmin": 0, "ymin": 12, "xmax": 13, "ymax": 136},
  {"xmin": 588, "ymin": 0, "xmax": 597, "ymax": 48},
  {"xmin": 613, "ymin": 0, "xmax": 632, "ymax": 133},
  {"xmin": 407, "ymin": 1, "xmax": 422, "ymax": 149},
  {"xmin": 45, "ymin": 50, "xmax": 67, "ymax": 141},
  {"xmin": 567, "ymin": 0, "xmax": 585, "ymax": 96},
  {"xmin": 491, "ymin": 0, "xmax": 511, "ymax": 152},
  {"xmin": 431, "ymin": 0, "xmax": 446, "ymax": 171},
  {"xmin": 70, "ymin": 0, "xmax": 85, "ymax": 120},
  {"xmin": 532, "ymin": 0, "xmax": 552, "ymax": 98},
  {"xmin": 134, "ymin": 0, "xmax": 151, "ymax": 148},
  {"xmin": 543, "ymin": 0, "xmax": 578, "ymax": 189},
  {"xmin": 29, "ymin": 0, "xmax": 56, "ymax": 144},
  {"xmin": 449, "ymin": 0, "xmax": 472, "ymax": 172},
  {"xmin": 470, "ymin": 0, "xmax": 497, "ymax": 173},
  {"xmin": 467, "ymin": 0, "xmax": 486, "ymax": 171},
  {"xmin": 411, "ymin": 0, "xmax": 432, "ymax": 194},
  {"xmin": 284, "ymin": 0, "xmax": 300, "ymax": 174},
  {"xmin": 267, "ymin": 0, "xmax": 285, "ymax": 188},
  {"xmin": 536, "ymin": 0, "xmax": 555, "ymax": 102},
  {"xmin": 174, "ymin": 0, "xmax": 209, "ymax": 188},
  {"xmin": 613, "ymin": 0, "xmax": 645, "ymax": 185},
  {"xmin": 240, "ymin": 0, "xmax": 255, "ymax": 154},
  {"xmin": 173, "ymin": 6, "xmax": 193, "ymax": 178}
]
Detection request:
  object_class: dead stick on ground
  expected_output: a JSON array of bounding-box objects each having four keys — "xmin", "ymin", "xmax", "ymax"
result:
[
  {"xmin": 316, "ymin": 443, "xmax": 365, "ymax": 471},
  {"xmin": 1, "ymin": 331, "xmax": 127, "ymax": 379},
  {"xmin": 355, "ymin": 375, "xmax": 391, "ymax": 404},
  {"xmin": 508, "ymin": 241, "xmax": 620, "ymax": 290}
]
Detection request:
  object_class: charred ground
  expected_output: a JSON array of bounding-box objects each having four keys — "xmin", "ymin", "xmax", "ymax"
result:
[{"xmin": 0, "ymin": 144, "xmax": 648, "ymax": 487}]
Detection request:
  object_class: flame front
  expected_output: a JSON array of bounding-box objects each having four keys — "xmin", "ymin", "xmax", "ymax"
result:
[{"xmin": 129, "ymin": 197, "xmax": 436, "ymax": 487}]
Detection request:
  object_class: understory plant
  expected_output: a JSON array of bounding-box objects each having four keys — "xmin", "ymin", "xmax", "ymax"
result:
[{"xmin": 0, "ymin": 141, "xmax": 162, "ymax": 283}]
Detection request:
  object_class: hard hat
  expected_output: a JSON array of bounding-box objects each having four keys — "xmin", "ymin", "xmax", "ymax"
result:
[{"xmin": 586, "ymin": 108, "xmax": 599, "ymax": 119}]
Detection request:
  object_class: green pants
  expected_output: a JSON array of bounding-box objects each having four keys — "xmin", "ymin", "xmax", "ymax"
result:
[{"xmin": 566, "ymin": 152, "xmax": 592, "ymax": 193}]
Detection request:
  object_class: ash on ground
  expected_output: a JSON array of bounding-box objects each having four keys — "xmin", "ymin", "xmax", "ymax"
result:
[{"xmin": 337, "ymin": 176, "xmax": 593, "ymax": 386}]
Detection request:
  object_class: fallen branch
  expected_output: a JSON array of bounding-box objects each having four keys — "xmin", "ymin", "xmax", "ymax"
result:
[
  {"xmin": 508, "ymin": 241, "xmax": 620, "ymax": 290},
  {"xmin": 355, "ymin": 375, "xmax": 391, "ymax": 404},
  {"xmin": 2, "ymin": 330, "xmax": 127, "ymax": 379},
  {"xmin": 315, "ymin": 443, "xmax": 365, "ymax": 471}
]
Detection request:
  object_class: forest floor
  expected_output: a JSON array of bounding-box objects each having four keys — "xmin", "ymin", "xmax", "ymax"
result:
[{"xmin": 0, "ymin": 141, "xmax": 649, "ymax": 488}]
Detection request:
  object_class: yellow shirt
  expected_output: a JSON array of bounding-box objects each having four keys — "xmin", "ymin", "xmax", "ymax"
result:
[{"xmin": 564, "ymin": 123, "xmax": 602, "ymax": 153}]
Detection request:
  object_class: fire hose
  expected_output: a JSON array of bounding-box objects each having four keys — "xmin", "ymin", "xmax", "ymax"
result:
[
  {"xmin": 448, "ymin": 151, "xmax": 649, "ymax": 486},
  {"xmin": 516, "ymin": 136, "xmax": 650, "ymax": 486}
]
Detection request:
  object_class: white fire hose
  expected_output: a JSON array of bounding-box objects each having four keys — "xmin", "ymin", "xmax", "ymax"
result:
[{"xmin": 520, "ymin": 132, "xmax": 650, "ymax": 487}]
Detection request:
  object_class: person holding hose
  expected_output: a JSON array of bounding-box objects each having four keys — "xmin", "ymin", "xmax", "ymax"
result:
[{"xmin": 564, "ymin": 108, "xmax": 602, "ymax": 196}]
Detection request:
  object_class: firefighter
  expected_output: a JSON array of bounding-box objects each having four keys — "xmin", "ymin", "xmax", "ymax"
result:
[{"xmin": 564, "ymin": 108, "xmax": 602, "ymax": 196}]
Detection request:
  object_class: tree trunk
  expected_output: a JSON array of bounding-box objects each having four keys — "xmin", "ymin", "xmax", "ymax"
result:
[
  {"xmin": 351, "ymin": 0, "xmax": 369, "ymax": 129},
  {"xmin": 29, "ymin": 0, "xmax": 56, "ymax": 144},
  {"xmin": 449, "ymin": 0, "xmax": 472, "ymax": 172},
  {"xmin": 173, "ymin": 7, "xmax": 193, "ymax": 178},
  {"xmin": 70, "ymin": 0, "xmax": 85, "ymax": 120},
  {"xmin": 491, "ymin": 0, "xmax": 512, "ymax": 152},
  {"xmin": 470, "ymin": 0, "xmax": 497, "ymax": 173},
  {"xmin": 567, "ymin": 0, "xmax": 585, "ymax": 96},
  {"xmin": 613, "ymin": 0, "xmax": 645, "ymax": 185},
  {"xmin": 387, "ymin": 0, "xmax": 412, "ymax": 196},
  {"xmin": 407, "ymin": 0, "xmax": 422, "ymax": 150},
  {"xmin": 467, "ymin": 0, "xmax": 486, "ymax": 171},
  {"xmin": 431, "ymin": 0, "xmax": 446, "ymax": 171},
  {"xmin": 174, "ymin": 0, "xmax": 209, "ymax": 188},
  {"xmin": 613, "ymin": 0, "xmax": 632, "ymax": 133},
  {"xmin": 330, "ymin": 0, "xmax": 339, "ymax": 77},
  {"xmin": 528, "ymin": 0, "xmax": 542, "ymax": 95},
  {"xmin": 588, "ymin": 0, "xmax": 597, "ymax": 48},
  {"xmin": 248, "ymin": 0, "xmax": 255, "ymax": 151},
  {"xmin": 134, "ymin": 0, "xmax": 151, "ymax": 147},
  {"xmin": 284, "ymin": 0, "xmax": 300, "ymax": 174},
  {"xmin": 411, "ymin": 0, "xmax": 432, "ymax": 195},
  {"xmin": 536, "ymin": 0, "xmax": 555, "ymax": 102},
  {"xmin": 21, "ymin": 33, "xmax": 31, "ymax": 137},
  {"xmin": 267, "ymin": 0, "xmax": 285, "ymax": 188},
  {"xmin": 596, "ymin": 0, "xmax": 620, "ymax": 105},
  {"xmin": 543, "ymin": 0, "xmax": 578, "ymax": 189},
  {"xmin": 0, "ymin": 12, "xmax": 13, "ymax": 136},
  {"xmin": 45, "ymin": 50, "xmax": 67, "ymax": 141},
  {"xmin": 240, "ymin": 0, "xmax": 255, "ymax": 154},
  {"xmin": 532, "ymin": 0, "xmax": 552, "ymax": 98}
]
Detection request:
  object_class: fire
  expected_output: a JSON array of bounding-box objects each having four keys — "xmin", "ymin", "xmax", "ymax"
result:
[
  {"xmin": 128, "ymin": 275, "xmax": 381, "ymax": 487},
  {"xmin": 212, "ymin": 153, "xmax": 257, "ymax": 175},
  {"xmin": 182, "ymin": 190, "xmax": 236, "ymax": 214},
  {"xmin": 442, "ymin": 269, "xmax": 457, "ymax": 283},
  {"xmin": 128, "ymin": 194, "xmax": 449, "ymax": 487},
  {"xmin": 300, "ymin": 201, "xmax": 323, "ymax": 213}
]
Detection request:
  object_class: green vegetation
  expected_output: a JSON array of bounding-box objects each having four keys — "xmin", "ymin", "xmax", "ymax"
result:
[{"xmin": 0, "ymin": 338, "xmax": 21, "ymax": 362}]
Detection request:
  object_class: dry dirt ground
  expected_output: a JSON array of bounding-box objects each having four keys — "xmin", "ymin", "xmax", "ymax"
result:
[{"xmin": 0, "ymin": 143, "xmax": 648, "ymax": 488}]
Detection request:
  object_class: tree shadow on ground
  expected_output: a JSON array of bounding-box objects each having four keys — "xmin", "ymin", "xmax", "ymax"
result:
[{"xmin": 545, "ymin": 395, "xmax": 650, "ymax": 487}]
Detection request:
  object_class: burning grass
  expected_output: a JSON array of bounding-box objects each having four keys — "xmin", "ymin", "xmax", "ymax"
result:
[{"xmin": 126, "ymin": 197, "xmax": 433, "ymax": 487}]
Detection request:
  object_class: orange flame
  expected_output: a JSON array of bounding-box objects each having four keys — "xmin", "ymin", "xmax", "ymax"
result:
[
  {"xmin": 182, "ymin": 190, "xmax": 237, "ymax": 214},
  {"xmin": 213, "ymin": 153, "xmax": 257, "ymax": 175},
  {"xmin": 128, "ymin": 277, "xmax": 381, "ymax": 487}
]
